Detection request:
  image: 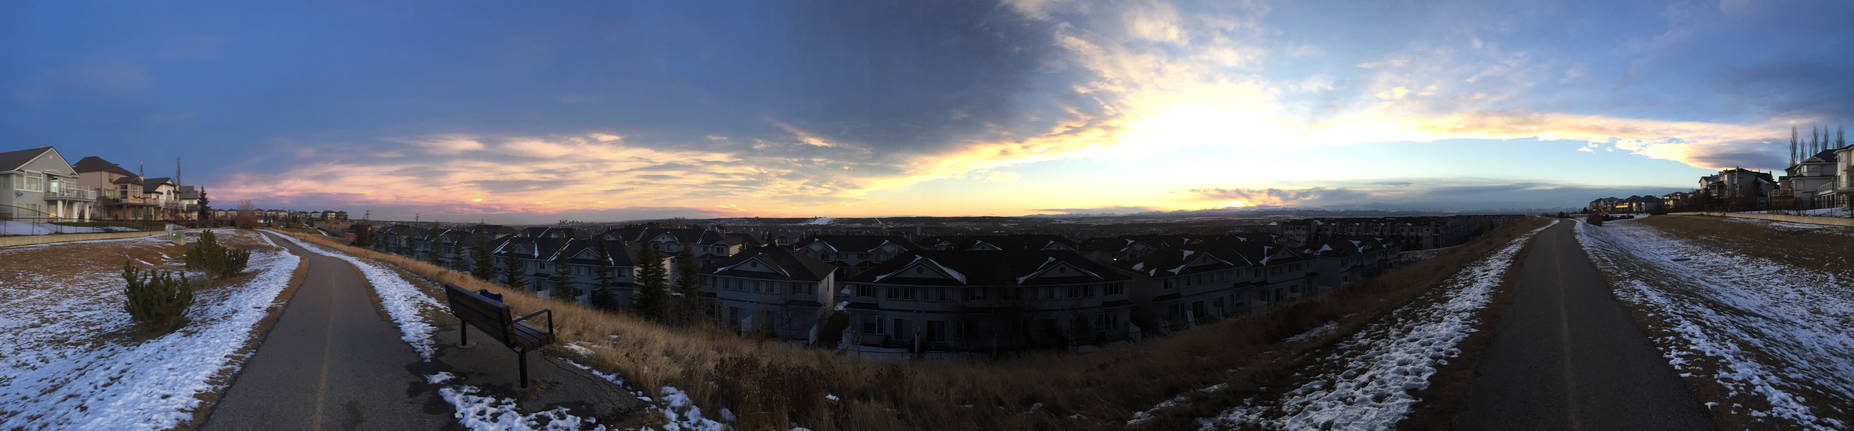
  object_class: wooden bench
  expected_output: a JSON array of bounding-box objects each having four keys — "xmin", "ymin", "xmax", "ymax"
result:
[{"xmin": 442, "ymin": 283, "xmax": 557, "ymax": 388}]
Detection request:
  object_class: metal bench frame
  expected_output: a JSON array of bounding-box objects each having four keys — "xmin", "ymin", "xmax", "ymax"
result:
[{"xmin": 441, "ymin": 283, "xmax": 556, "ymax": 388}]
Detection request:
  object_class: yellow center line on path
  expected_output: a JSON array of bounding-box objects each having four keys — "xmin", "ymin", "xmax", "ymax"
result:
[
  {"xmin": 1551, "ymin": 228, "xmax": 1584, "ymax": 431},
  {"xmin": 310, "ymin": 255, "xmax": 335, "ymax": 431}
]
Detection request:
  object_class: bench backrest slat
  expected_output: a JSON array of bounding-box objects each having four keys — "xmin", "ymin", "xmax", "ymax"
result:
[{"xmin": 443, "ymin": 283, "xmax": 516, "ymax": 346}]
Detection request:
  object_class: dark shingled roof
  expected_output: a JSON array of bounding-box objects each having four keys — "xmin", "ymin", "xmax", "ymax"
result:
[
  {"xmin": 847, "ymin": 250, "xmax": 1125, "ymax": 286},
  {"xmin": 711, "ymin": 247, "xmax": 838, "ymax": 281},
  {"xmin": 556, "ymin": 239, "xmax": 637, "ymax": 267},
  {"xmin": 0, "ymin": 147, "xmax": 54, "ymax": 171},
  {"xmin": 72, "ymin": 156, "xmax": 138, "ymax": 177},
  {"xmin": 794, "ymin": 235, "xmax": 920, "ymax": 254},
  {"xmin": 143, "ymin": 177, "xmax": 175, "ymax": 193},
  {"xmin": 940, "ymin": 234, "xmax": 1078, "ymax": 251}
]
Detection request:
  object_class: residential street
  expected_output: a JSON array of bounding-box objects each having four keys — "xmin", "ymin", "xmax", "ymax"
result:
[
  {"xmin": 1452, "ymin": 221, "xmax": 1714, "ymax": 430},
  {"xmin": 201, "ymin": 232, "xmax": 453, "ymax": 431}
]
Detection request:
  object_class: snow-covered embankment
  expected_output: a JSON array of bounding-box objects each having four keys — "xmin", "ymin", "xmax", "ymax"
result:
[
  {"xmin": 1197, "ymin": 220, "xmax": 1557, "ymax": 430},
  {"xmin": 1574, "ymin": 219, "xmax": 1852, "ymax": 429},
  {"xmin": 0, "ymin": 233, "xmax": 300, "ymax": 429}
]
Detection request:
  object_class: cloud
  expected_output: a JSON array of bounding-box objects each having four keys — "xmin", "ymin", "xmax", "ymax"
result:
[
  {"xmin": 1190, "ymin": 187, "xmax": 1367, "ymax": 207},
  {"xmin": 1175, "ymin": 180, "xmax": 1691, "ymax": 211},
  {"xmin": 13, "ymin": 62, "xmax": 152, "ymax": 104},
  {"xmin": 1033, "ymin": 205, "xmax": 1155, "ymax": 216}
]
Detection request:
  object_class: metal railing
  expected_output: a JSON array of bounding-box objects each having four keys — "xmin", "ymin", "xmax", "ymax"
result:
[{"xmin": 44, "ymin": 185, "xmax": 98, "ymax": 201}]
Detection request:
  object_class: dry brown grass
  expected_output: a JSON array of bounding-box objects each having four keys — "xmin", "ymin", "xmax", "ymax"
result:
[
  {"xmin": 1131, "ymin": 217, "xmax": 1554, "ymax": 429},
  {"xmin": 276, "ymin": 219, "xmax": 1551, "ymax": 430},
  {"xmin": 0, "ymin": 229, "xmax": 297, "ymax": 431}
]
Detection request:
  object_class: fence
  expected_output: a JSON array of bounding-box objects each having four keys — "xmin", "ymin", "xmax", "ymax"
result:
[{"xmin": 0, "ymin": 230, "xmax": 164, "ymax": 248}]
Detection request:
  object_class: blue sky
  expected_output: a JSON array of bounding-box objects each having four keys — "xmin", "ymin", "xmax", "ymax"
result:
[{"xmin": 4, "ymin": 0, "xmax": 1851, "ymax": 222}]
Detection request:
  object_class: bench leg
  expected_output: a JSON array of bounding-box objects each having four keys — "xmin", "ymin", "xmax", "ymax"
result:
[
  {"xmin": 459, "ymin": 323, "xmax": 470, "ymax": 347},
  {"xmin": 517, "ymin": 349, "xmax": 531, "ymax": 389}
]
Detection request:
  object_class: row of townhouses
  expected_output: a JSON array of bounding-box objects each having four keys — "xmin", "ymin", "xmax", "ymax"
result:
[
  {"xmin": 366, "ymin": 221, "xmax": 1447, "ymax": 355},
  {"xmin": 1, "ymin": 146, "xmax": 203, "ymax": 223}
]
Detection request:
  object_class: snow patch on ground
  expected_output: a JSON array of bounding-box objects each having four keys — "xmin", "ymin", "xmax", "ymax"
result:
[
  {"xmin": 437, "ymin": 381, "xmax": 606, "ymax": 431},
  {"xmin": 562, "ymin": 342, "xmax": 594, "ymax": 357},
  {"xmin": 562, "ymin": 359, "xmax": 725, "ymax": 431},
  {"xmin": 0, "ymin": 236, "xmax": 301, "ymax": 429},
  {"xmin": 1575, "ymin": 219, "xmax": 1852, "ymax": 429},
  {"xmin": 1198, "ymin": 220, "xmax": 1556, "ymax": 430},
  {"xmin": 1283, "ymin": 322, "xmax": 1336, "ymax": 343},
  {"xmin": 277, "ymin": 233, "xmax": 445, "ymax": 359}
]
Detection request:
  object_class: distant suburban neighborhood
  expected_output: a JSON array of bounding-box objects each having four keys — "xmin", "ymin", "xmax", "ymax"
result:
[
  {"xmin": 1587, "ymin": 126, "xmax": 1853, "ymax": 215},
  {"xmin": 352, "ymin": 214, "xmax": 1519, "ymax": 357},
  {"xmin": 0, "ymin": 145, "xmax": 348, "ymax": 230}
]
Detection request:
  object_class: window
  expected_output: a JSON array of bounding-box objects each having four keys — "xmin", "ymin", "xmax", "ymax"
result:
[
  {"xmin": 965, "ymin": 287, "xmax": 987, "ymax": 300},
  {"xmin": 863, "ymin": 316, "xmax": 883, "ymax": 334},
  {"xmin": 19, "ymin": 174, "xmax": 44, "ymax": 192},
  {"xmin": 857, "ymin": 285, "xmax": 875, "ymax": 297},
  {"xmin": 886, "ymin": 287, "xmax": 900, "ymax": 299},
  {"xmin": 903, "ymin": 288, "xmax": 917, "ymax": 300},
  {"xmin": 1105, "ymin": 282, "xmax": 1125, "ymax": 296}
]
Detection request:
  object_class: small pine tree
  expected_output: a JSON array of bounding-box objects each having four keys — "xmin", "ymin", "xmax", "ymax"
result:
[
  {"xmin": 185, "ymin": 230, "xmax": 251, "ymax": 279},
  {"xmin": 124, "ymin": 261, "xmax": 194, "ymax": 330},
  {"xmin": 550, "ymin": 257, "xmax": 576, "ymax": 301},
  {"xmin": 633, "ymin": 246, "xmax": 668, "ymax": 321},
  {"xmin": 195, "ymin": 191, "xmax": 212, "ymax": 225},
  {"xmin": 675, "ymin": 249, "xmax": 702, "ymax": 325},
  {"xmin": 589, "ymin": 240, "xmax": 621, "ymax": 311},
  {"xmin": 502, "ymin": 253, "xmax": 529, "ymax": 290},
  {"xmin": 471, "ymin": 231, "xmax": 498, "ymax": 281}
]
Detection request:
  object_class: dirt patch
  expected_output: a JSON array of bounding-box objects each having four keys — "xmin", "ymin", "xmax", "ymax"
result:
[
  {"xmin": 1639, "ymin": 215, "xmax": 1854, "ymax": 280},
  {"xmin": 1589, "ymin": 216, "xmax": 1853, "ymax": 429}
]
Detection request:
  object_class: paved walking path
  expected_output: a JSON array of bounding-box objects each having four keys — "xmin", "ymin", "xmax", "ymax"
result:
[
  {"xmin": 202, "ymin": 232, "xmax": 452, "ymax": 431},
  {"xmin": 1452, "ymin": 222, "xmax": 1714, "ymax": 430},
  {"xmin": 203, "ymin": 232, "xmax": 642, "ymax": 430}
]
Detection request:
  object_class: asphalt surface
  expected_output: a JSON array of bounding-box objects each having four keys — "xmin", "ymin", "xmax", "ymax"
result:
[
  {"xmin": 202, "ymin": 232, "xmax": 453, "ymax": 431},
  {"xmin": 1453, "ymin": 221, "xmax": 1714, "ymax": 430}
]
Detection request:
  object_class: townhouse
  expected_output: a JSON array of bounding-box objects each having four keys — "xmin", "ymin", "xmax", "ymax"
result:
[
  {"xmin": 841, "ymin": 250, "xmax": 1134, "ymax": 354},
  {"xmin": 1116, "ymin": 244, "xmax": 1258, "ymax": 333},
  {"xmin": 791, "ymin": 234, "xmax": 920, "ymax": 276},
  {"xmin": 491, "ymin": 227, "xmax": 580, "ymax": 295},
  {"xmin": 549, "ymin": 230, "xmax": 643, "ymax": 306},
  {"xmin": 702, "ymin": 247, "xmax": 839, "ymax": 343},
  {"xmin": 1, "ymin": 147, "xmax": 96, "ymax": 222}
]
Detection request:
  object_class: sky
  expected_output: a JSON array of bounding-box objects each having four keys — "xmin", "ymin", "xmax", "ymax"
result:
[{"xmin": 4, "ymin": 0, "xmax": 1852, "ymax": 222}]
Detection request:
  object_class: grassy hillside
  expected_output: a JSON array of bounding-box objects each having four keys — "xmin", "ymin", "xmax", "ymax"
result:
[{"xmin": 280, "ymin": 217, "xmax": 1550, "ymax": 430}]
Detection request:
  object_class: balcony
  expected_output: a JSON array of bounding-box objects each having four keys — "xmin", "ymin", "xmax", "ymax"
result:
[{"xmin": 44, "ymin": 185, "xmax": 98, "ymax": 201}]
